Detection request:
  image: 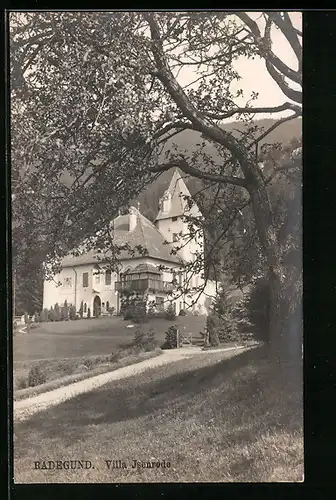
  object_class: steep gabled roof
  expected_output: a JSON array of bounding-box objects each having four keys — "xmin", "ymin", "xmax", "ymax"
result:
[
  {"xmin": 155, "ymin": 168, "xmax": 201, "ymax": 221},
  {"xmin": 60, "ymin": 208, "xmax": 182, "ymax": 268},
  {"xmin": 111, "ymin": 210, "xmax": 182, "ymax": 263}
]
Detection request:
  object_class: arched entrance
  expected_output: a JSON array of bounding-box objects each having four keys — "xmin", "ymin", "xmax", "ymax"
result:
[{"xmin": 93, "ymin": 295, "xmax": 101, "ymax": 317}]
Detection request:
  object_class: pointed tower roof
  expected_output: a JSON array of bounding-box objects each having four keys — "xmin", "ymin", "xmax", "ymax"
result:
[{"xmin": 155, "ymin": 168, "xmax": 196, "ymax": 221}]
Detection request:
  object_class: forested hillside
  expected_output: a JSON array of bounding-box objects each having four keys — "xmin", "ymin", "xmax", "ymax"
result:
[{"xmin": 136, "ymin": 117, "xmax": 302, "ymax": 221}]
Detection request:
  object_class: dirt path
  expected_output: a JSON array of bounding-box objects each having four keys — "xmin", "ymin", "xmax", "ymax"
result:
[{"xmin": 14, "ymin": 346, "xmax": 245, "ymax": 422}]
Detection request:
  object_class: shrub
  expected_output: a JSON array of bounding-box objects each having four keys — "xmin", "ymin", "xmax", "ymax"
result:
[
  {"xmin": 48, "ymin": 306, "xmax": 55, "ymax": 322},
  {"xmin": 165, "ymin": 303, "xmax": 176, "ymax": 320},
  {"xmin": 207, "ymin": 285, "xmax": 256, "ymax": 345},
  {"xmin": 179, "ymin": 309, "xmax": 186, "ymax": 316},
  {"xmin": 16, "ymin": 376, "xmax": 29, "ymax": 390},
  {"xmin": 147, "ymin": 300, "xmax": 157, "ymax": 318},
  {"xmin": 109, "ymin": 350, "xmax": 122, "ymax": 363},
  {"xmin": 69, "ymin": 304, "xmax": 76, "ymax": 320},
  {"xmin": 63, "ymin": 300, "xmax": 69, "ymax": 321},
  {"xmin": 54, "ymin": 303, "xmax": 61, "ymax": 321},
  {"xmin": 132, "ymin": 327, "xmax": 157, "ymax": 352},
  {"xmin": 243, "ymin": 278, "xmax": 270, "ymax": 342},
  {"xmin": 33, "ymin": 312, "xmax": 40, "ymax": 323},
  {"xmin": 83, "ymin": 358, "xmax": 94, "ymax": 370},
  {"xmin": 28, "ymin": 366, "xmax": 46, "ymax": 387},
  {"xmin": 87, "ymin": 307, "xmax": 91, "ymax": 319},
  {"xmin": 108, "ymin": 306, "xmax": 115, "ymax": 316},
  {"xmin": 122, "ymin": 295, "xmax": 147, "ymax": 323},
  {"xmin": 41, "ymin": 308, "xmax": 49, "ymax": 322},
  {"xmin": 162, "ymin": 325, "xmax": 178, "ymax": 349},
  {"xmin": 79, "ymin": 300, "xmax": 84, "ymax": 319},
  {"xmin": 192, "ymin": 309, "xmax": 200, "ymax": 316}
]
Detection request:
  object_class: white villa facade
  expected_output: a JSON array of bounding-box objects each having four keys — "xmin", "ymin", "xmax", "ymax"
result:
[{"xmin": 43, "ymin": 169, "xmax": 218, "ymax": 317}]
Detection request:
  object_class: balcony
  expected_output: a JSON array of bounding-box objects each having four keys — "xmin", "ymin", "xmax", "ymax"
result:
[{"xmin": 115, "ymin": 278, "xmax": 174, "ymax": 294}]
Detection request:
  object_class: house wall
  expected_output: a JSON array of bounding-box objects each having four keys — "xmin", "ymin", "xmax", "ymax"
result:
[
  {"xmin": 43, "ymin": 260, "xmax": 216, "ymax": 317},
  {"xmin": 43, "ymin": 264, "xmax": 119, "ymax": 316}
]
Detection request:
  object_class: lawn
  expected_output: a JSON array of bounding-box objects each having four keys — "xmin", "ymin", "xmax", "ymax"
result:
[
  {"xmin": 13, "ymin": 345, "xmax": 303, "ymax": 483},
  {"xmin": 13, "ymin": 315, "xmax": 206, "ymax": 362},
  {"xmin": 13, "ymin": 348, "xmax": 163, "ymax": 399}
]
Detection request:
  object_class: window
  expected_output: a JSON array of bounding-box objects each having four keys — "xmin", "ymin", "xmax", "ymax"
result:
[
  {"xmin": 82, "ymin": 272, "xmax": 89, "ymax": 288},
  {"xmin": 105, "ymin": 269, "xmax": 112, "ymax": 285},
  {"xmin": 63, "ymin": 277, "xmax": 72, "ymax": 288},
  {"xmin": 84, "ymin": 303, "xmax": 87, "ymax": 313},
  {"xmin": 102, "ymin": 302, "xmax": 105, "ymax": 307},
  {"xmin": 95, "ymin": 274, "xmax": 100, "ymax": 284},
  {"xmin": 173, "ymin": 233, "xmax": 179, "ymax": 242},
  {"xmin": 172, "ymin": 216, "xmax": 178, "ymax": 222}
]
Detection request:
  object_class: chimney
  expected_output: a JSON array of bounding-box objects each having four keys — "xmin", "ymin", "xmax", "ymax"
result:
[{"xmin": 129, "ymin": 206, "xmax": 137, "ymax": 231}]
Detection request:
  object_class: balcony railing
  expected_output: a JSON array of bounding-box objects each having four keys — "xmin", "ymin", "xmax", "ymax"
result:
[{"xmin": 115, "ymin": 278, "xmax": 174, "ymax": 293}]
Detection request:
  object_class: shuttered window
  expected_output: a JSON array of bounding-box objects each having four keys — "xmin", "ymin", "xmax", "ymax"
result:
[{"xmin": 83, "ymin": 272, "xmax": 89, "ymax": 288}]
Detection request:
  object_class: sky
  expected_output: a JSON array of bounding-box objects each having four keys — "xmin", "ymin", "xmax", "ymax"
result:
[{"xmin": 177, "ymin": 12, "xmax": 302, "ymax": 120}]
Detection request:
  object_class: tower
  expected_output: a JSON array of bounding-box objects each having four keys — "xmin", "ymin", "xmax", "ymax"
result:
[{"xmin": 154, "ymin": 169, "xmax": 204, "ymax": 264}]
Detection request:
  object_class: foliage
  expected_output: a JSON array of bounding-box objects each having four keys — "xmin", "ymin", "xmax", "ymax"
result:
[
  {"xmin": 41, "ymin": 308, "xmax": 49, "ymax": 322},
  {"xmin": 10, "ymin": 12, "xmax": 302, "ymax": 363},
  {"xmin": 121, "ymin": 294, "xmax": 148, "ymax": 323},
  {"xmin": 162, "ymin": 325, "xmax": 179, "ymax": 349},
  {"xmin": 165, "ymin": 303, "xmax": 176, "ymax": 321},
  {"xmin": 54, "ymin": 303, "xmax": 61, "ymax": 321},
  {"xmin": 131, "ymin": 327, "xmax": 157, "ymax": 352},
  {"xmin": 69, "ymin": 304, "xmax": 77, "ymax": 320},
  {"xmin": 208, "ymin": 287, "xmax": 254, "ymax": 344},
  {"xmin": 79, "ymin": 300, "xmax": 84, "ymax": 319},
  {"xmin": 108, "ymin": 306, "xmax": 115, "ymax": 316},
  {"xmin": 147, "ymin": 300, "xmax": 157, "ymax": 318},
  {"xmin": 28, "ymin": 365, "xmax": 46, "ymax": 387},
  {"xmin": 242, "ymin": 278, "xmax": 270, "ymax": 343},
  {"xmin": 179, "ymin": 309, "xmax": 186, "ymax": 316},
  {"xmin": 63, "ymin": 300, "xmax": 69, "ymax": 321}
]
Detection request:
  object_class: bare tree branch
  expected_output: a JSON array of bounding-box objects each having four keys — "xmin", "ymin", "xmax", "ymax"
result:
[
  {"xmin": 265, "ymin": 59, "xmax": 302, "ymax": 104},
  {"xmin": 149, "ymin": 159, "xmax": 247, "ymax": 188},
  {"xmin": 144, "ymin": 13, "xmax": 255, "ymax": 176},
  {"xmin": 236, "ymin": 12, "xmax": 302, "ymax": 87},
  {"xmin": 249, "ymin": 112, "xmax": 300, "ymax": 148},
  {"xmin": 268, "ymin": 12, "xmax": 302, "ymax": 66},
  {"xmin": 204, "ymin": 101, "xmax": 301, "ymax": 121}
]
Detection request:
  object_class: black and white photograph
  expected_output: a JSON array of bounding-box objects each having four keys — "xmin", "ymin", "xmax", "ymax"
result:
[{"xmin": 10, "ymin": 10, "xmax": 303, "ymax": 483}]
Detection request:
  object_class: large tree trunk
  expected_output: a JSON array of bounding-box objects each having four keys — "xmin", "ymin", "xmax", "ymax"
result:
[{"xmin": 249, "ymin": 179, "xmax": 302, "ymax": 374}]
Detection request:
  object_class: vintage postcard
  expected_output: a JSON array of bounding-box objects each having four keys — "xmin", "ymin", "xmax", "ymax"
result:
[{"xmin": 10, "ymin": 10, "xmax": 303, "ymax": 483}]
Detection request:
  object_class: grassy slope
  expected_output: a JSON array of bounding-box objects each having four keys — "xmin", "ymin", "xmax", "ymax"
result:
[
  {"xmin": 14, "ymin": 349, "xmax": 163, "ymax": 399},
  {"xmin": 14, "ymin": 346, "xmax": 303, "ymax": 483},
  {"xmin": 13, "ymin": 316, "xmax": 206, "ymax": 361}
]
